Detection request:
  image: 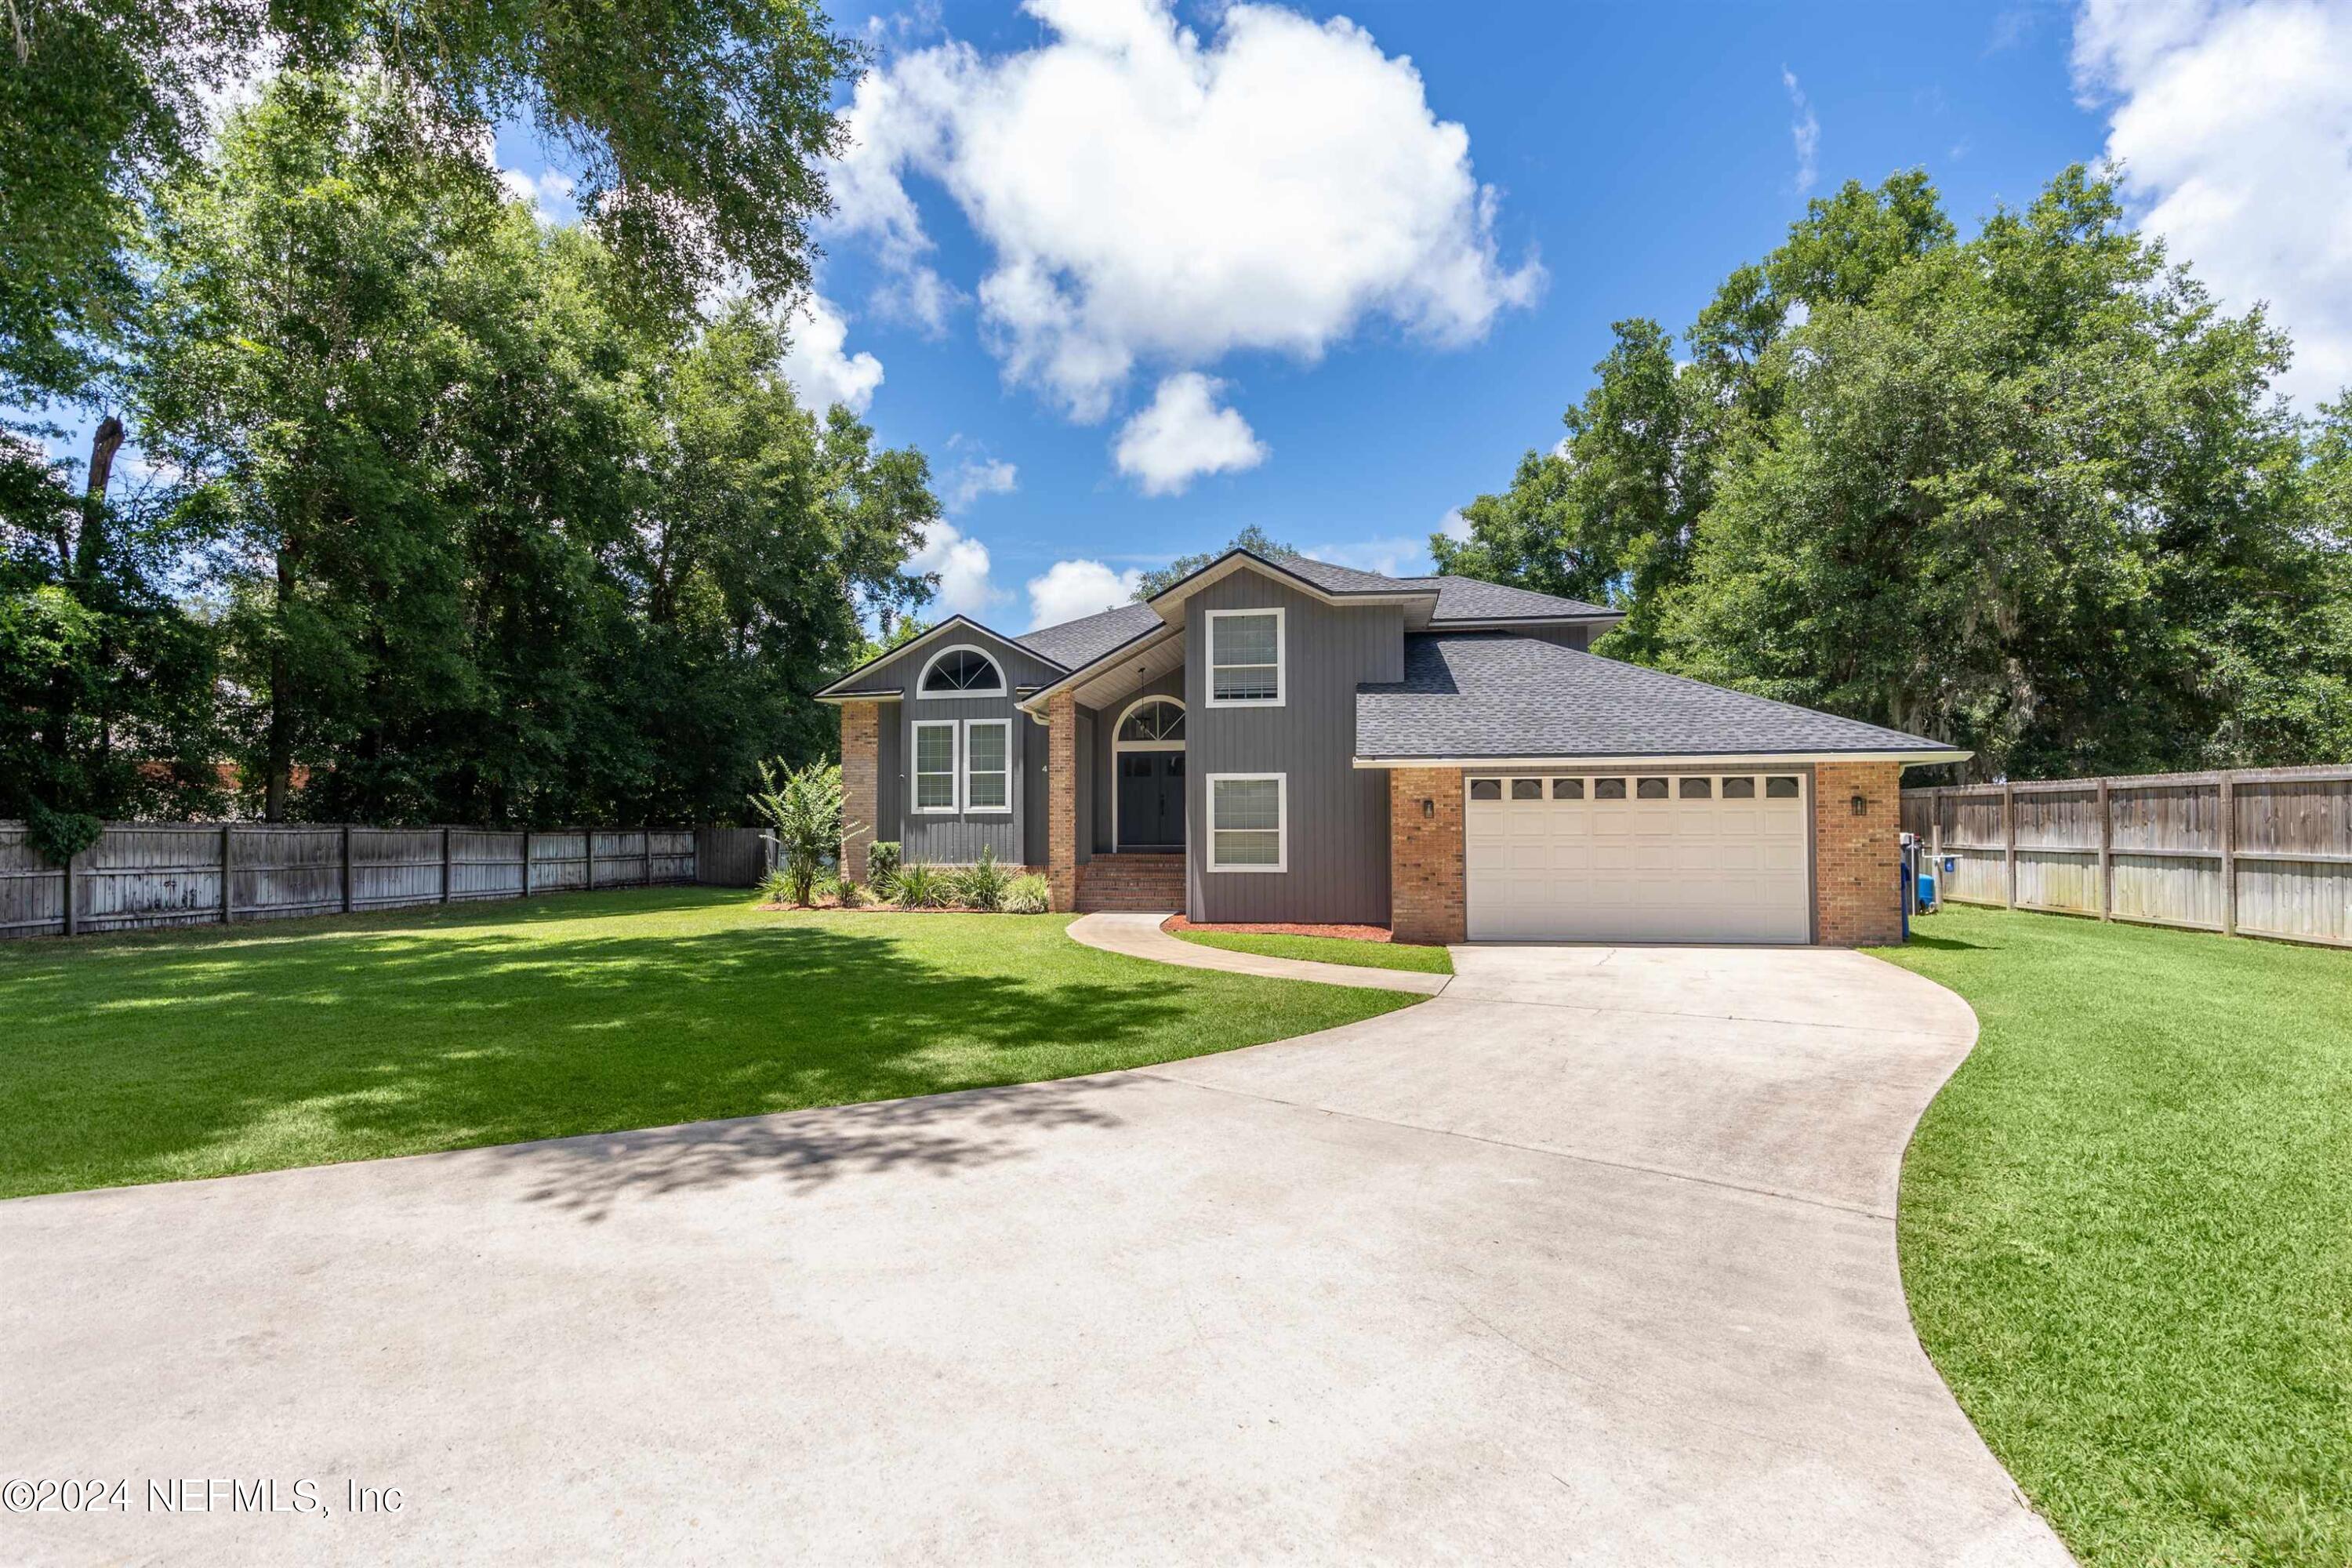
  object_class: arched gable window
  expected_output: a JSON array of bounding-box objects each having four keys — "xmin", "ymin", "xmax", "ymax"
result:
[
  {"xmin": 1115, "ymin": 697, "xmax": 1185, "ymax": 746},
  {"xmin": 917, "ymin": 644, "xmax": 1007, "ymax": 699}
]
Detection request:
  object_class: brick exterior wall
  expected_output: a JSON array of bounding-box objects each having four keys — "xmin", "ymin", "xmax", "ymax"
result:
[
  {"xmin": 1046, "ymin": 692, "xmax": 1079, "ymax": 912},
  {"xmin": 1813, "ymin": 760, "xmax": 1904, "ymax": 946},
  {"xmin": 1388, "ymin": 768, "xmax": 1465, "ymax": 944},
  {"xmin": 837, "ymin": 701, "xmax": 881, "ymax": 884}
]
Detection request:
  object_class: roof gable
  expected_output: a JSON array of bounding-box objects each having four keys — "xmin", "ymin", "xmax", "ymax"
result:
[{"xmin": 815, "ymin": 614, "xmax": 1058, "ymax": 700}]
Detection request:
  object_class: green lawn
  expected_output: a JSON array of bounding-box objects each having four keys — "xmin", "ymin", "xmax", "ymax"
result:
[
  {"xmin": 1171, "ymin": 927, "xmax": 1454, "ymax": 975},
  {"xmin": 1876, "ymin": 905, "xmax": 2352, "ymax": 1568},
  {"xmin": 0, "ymin": 890, "xmax": 1417, "ymax": 1200}
]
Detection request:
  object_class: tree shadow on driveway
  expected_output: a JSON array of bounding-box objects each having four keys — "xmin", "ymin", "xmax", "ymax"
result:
[{"xmin": 488, "ymin": 1076, "xmax": 1138, "ymax": 1222}]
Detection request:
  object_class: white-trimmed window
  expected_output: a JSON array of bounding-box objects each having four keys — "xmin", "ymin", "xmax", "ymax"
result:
[
  {"xmin": 1206, "ymin": 608, "xmax": 1284, "ymax": 706},
  {"xmin": 1207, "ymin": 773, "xmax": 1286, "ymax": 872},
  {"xmin": 963, "ymin": 719, "xmax": 1011, "ymax": 813},
  {"xmin": 917, "ymin": 644, "xmax": 1006, "ymax": 699},
  {"xmin": 913, "ymin": 720, "xmax": 959, "ymax": 811}
]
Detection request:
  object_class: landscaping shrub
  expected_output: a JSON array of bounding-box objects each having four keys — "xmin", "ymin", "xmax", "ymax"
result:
[
  {"xmin": 891, "ymin": 863, "xmax": 952, "ymax": 909},
  {"xmin": 754, "ymin": 869, "xmax": 794, "ymax": 905},
  {"xmin": 867, "ymin": 840, "xmax": 901, "ymax": 895},
  {"xmin": 1002, "ymin": 873, "xmax": 1051, "ymax": 914},
  {"xmin": 747, "ymin": 758, "xmax": 853, "ymax": 906},
  {"xmin": 827, "ymin": 874, "xmax": 865, "ymax": 908},
  {"xmin": 953, "ymin": 847, "xmax": 1010, "ymax": 912}
]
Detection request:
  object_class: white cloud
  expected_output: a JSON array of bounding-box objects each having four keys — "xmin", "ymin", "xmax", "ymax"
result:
[
  {"xmin": 1112, "ymin": 372, "xmax": 1269, "ymax": 495},
  {"xmin": 908, "ymin": 518, "xmax": 1006, "ymax": 619},
  {"xmin": 1026, "ymin": 558, "xmax": 1146, "ymax": 630},
  {"xmin": 1439, "ymin": 507, "xmax": 1474, "ymax": 543},
  {"xmin": 778, "ymin": 292, "xmax": 887, "ymax": 415},
  {"xmin": 497, "ymin": 165, "xmax": 579, "ymax": 224},
  {"xmin": 943, "ymin": 454, "xmax": 1019, "ymax": 512},
  {"xmin": 1782, "ymin": 67, "xmax": 1820, "ymax": 195},
  {"xmin": 825, "ymin": 0, "xmax": 1543, "ymax": 422},
  {"xmin": 2074, "ymin": 0, "xmax": 2352, "ymax": 405}
]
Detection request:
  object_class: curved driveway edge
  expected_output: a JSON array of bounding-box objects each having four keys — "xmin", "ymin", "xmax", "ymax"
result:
[
  {"xmin": 0, "ymin": 944, "xmax": 2070, "ymax": 1565},
  {"xmin": 1067, "ymin": 909, "xmax": 1452, "ymax": 994}
]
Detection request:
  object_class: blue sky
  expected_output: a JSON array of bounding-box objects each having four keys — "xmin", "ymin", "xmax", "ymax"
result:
[
  {"xmin": 704, "ymin": 0, "xmax": 2122, "ymax": 629},
  {"xmin": 64, "ymin": 1, "xmax": 2352, "ymax": 633}
]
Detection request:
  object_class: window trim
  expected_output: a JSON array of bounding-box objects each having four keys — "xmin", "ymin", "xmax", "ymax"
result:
[
  {"xmin": 1206, "ymin": 771, "xmax": 1287, "ymax": 873},
  {"xmin": 1204, "ymin": 608, "xmax": 1286, "ymax": 709},
  {"xmin": 961, "ymin": 717, "xmax": 1012, "ymax": 815},
  {"xmin": 914, "ymin": 643, "xmax": 1007, "ymax": 701},
  {"xmin": 911, "ymin": 720, "xmax": 960, "ymax": 814},
  {"xmin": 1112, "ymin": 694, "xmax": 1188, "ymax": 750}
]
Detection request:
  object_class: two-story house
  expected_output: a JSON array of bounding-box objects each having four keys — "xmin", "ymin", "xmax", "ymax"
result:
[{"xmin": 817, "ymin": 548, "xmax": 1962, "ymax": 945}]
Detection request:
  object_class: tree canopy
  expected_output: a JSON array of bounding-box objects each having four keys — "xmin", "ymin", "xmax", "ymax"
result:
[
  {"xmin": 1436, "ymin": 166, "xmax": 2352, "ymax": 780},
  {"xmin": 2, "ymin": 70, "xmax": 935, "ymax": 829}
]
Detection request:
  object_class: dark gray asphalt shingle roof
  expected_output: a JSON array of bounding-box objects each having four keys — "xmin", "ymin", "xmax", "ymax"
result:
[
  {"xmin": 1014, "ymin": 601, "xmax": 1163, "ymax": 670},
  {"xmin": 1279, "ymin": 556, "xmax": 1615, "ymax": 621},
  {"xmin": 1404, "ymin": 575, "xmax": 1616, "ymax": 623},
  {"xmin": 1356, "ymin": 634, "xmax": 1946, "ymax": 759}
]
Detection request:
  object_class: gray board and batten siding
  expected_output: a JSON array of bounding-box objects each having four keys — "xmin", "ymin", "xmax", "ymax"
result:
[
  {"xmin": 847, "ymin": 625, "xmax": 1061, "ymax": 868},
  {"xmin": 1902, "ymin": 764, "xmax": 2352, "ymax": 949},
  {"xmin": 1180, "ymin": 569, "xmax": 1402, "ymax": 924},
  {"xmin": 0, "ymin": 822, "xmax": 745, "ymax": 941}
]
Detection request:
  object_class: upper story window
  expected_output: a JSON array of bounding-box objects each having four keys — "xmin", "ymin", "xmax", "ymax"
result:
[
  {"xmin": 918, "ymin": 644, "xmax": 1007, "ymax": 699},
  {"xmin": 1207, "ymin": 608, "xmax": 1284, "ymax": 707}
]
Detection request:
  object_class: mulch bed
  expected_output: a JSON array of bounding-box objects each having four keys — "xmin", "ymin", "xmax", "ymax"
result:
[{"xmin": 1162, "ymin": 916, "xmax": 1397, "ymax": 943}]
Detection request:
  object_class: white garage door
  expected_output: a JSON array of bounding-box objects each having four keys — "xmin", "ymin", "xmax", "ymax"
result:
[{"xmin": 1464, "ymin": 771, "xmax": 1811, "ymax": 943}]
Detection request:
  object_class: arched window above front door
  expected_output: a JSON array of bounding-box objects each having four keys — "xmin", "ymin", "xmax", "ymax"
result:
[
  {"xmin": 1116, "ymin": 698, "xmax": 1185, "ymax": 746},
  {"xmin": 917, "ymin": 645, "xmax": 1007, "ymax": 698}
]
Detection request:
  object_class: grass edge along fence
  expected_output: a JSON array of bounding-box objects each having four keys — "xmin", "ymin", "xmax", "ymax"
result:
[
  {"xmin": 0, "ymin": 822, "xmax": 768, "ymax": 940},
  {"xmin": 1903, "ymin": 764, "xmax": 2352, "ymax": 949}
]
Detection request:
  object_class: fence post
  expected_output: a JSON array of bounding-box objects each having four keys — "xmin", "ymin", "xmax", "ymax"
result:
[
  {"xmin": 520, "ymin": 830, "xmax": 532, "ymax": 899},
  {"xmin": 2096, "ymin": 779, "xmax": 2113, "ymax": 920},
  {"xmin": 340, "ymin": 823, "xmax": 354, "ymax": 914},
  {"xmin": 2219, "ymin": 771, "xmax": 2238, "ymax": 937},
  {"xmin": 61, "ymin": 848, "xmax": 79, "ymax": 938},
  {"xmin": 643, "ymin": 829, "xmax": 652, "ymax": 888},
  {"xmin": 221, "ymin": 824, "xmax": 235, "ymax": 924},
  {"xmin": 2002, "ymin": 782, "xmax": 2017, "ymax": 909},
  {"xmin": 441, "ymin": 826, "xmax": 454, "ymax": 905}
]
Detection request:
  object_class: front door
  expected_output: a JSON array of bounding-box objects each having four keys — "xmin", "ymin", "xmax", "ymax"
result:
[{"xmin": 1117, "ymin": 752, "xmax": 1185, "ymax": 850}]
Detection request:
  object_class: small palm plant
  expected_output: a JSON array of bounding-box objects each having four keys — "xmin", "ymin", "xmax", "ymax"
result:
[{"xmin": 746, "ymin": 758, "xmax": 857, "ymax": 908}]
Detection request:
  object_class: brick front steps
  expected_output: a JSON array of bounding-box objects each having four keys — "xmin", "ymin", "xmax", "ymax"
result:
[{"xmin": 1076, "ymin": 854, "xmax": 1185, "ymax": 913}]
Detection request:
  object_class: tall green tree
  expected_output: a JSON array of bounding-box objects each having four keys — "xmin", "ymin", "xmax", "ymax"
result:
[
  {"xmin": 1442, "ymin": 165, "xmax": 2352, "ymax": 779},
  {"xmin": 138, "ymin": 73, "xmax": 489, "ymax": 818},
  {"xmin": 122, "ymin": 71, "xmax": 935, "ymax": 826},
  {"xmin": 1431, "ymin": 318, "xmax": 1704, "ymax": 659}
]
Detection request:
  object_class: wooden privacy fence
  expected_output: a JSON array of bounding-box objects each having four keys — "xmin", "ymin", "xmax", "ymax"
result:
[
  {"xmin": 1902, "ymin": 764, "xmax": 2352, "ymax": 949},
  {"xmin": 0, "ymin": 822, "xmax": 771, "ymax": 940}
]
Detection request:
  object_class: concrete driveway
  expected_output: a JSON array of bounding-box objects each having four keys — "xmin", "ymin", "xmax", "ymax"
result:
[{"xmin": 2, "ymin": 944, "xmax": 2067, "ymax": 1566}]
